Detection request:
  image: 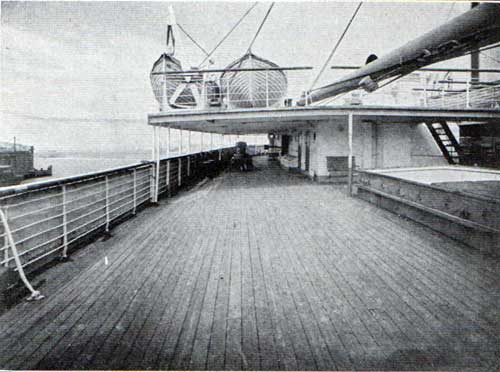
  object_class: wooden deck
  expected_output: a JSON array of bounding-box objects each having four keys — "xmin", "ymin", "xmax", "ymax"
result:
[{"xmin": 0, "ymin": 157, "xmax": 498, "ymax": 371}]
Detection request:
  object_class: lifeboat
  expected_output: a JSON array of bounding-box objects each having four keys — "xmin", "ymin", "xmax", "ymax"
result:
[
  {"xmin": 220, "ymin": 52, "xmax": 288, "ymax": 108},
  {"xmin": 150, "ymin": 6, "xmax": 199, "ymax": 110}
]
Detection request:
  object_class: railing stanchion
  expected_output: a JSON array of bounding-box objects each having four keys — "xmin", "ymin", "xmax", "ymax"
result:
[
  {"xmin": 178, "ymin": 158, "xmax": 182, "ymax": 186},
  {"xmin": 61, "ymin": 185, "xmax": 69, "ymax": 258},
  {"xmin": 187, "ymin": 156, "xmax": 191, "ymax": 177},
  {"xmin": 167, "ymin": 160, "xmax": 171, "ymax": 190},
  {"xmin": 3, "ymin": 208, "xmax": 8, "ymax": 267},
  {"xmin": 105, "ymin": 176, "xmax": 110, "ymax": 232},
  {"xmin": 133, "ymin": 169, "xmax": 137, "ymax": 215}
]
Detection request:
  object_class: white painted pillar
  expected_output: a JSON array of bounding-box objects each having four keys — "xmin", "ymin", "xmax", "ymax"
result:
[
  {"xmin": 105, "ymin": 175, "xmax": 110, "ymax": 231},
  {"xmin": 155, "ymin": 126, "xmax": 160, "ymax": 202},
  {"xmin": 348, "ymin": 113, "xmax": 354, "ymax": 196},
  {"xmin": 179, "ymin": 129, "xmax": 183, "ymax": 155},
  {"xmin": 133, "ymin": 169, "xmax": 137, "ymax": 215},
  {"xmin": 167, "ymin": 127, "xmax": 171, "ymax": 157},
  {"xmin": 3, "ymin": 209, "xmax": 8, "ymax": 267}
]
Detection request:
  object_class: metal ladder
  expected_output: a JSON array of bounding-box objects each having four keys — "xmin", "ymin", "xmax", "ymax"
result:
[{"xmin": 426, "ymin": 122, "xmax": 462, "ymax": 164}]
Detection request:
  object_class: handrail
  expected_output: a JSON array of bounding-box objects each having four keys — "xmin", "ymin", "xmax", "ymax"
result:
[
  {"xmin": 0, "ymin": 147, "xmax": 235, "ymax": 297},
  {"xmin": 0, "ymin": 208, "xmax": 44, "ymax": 301}
]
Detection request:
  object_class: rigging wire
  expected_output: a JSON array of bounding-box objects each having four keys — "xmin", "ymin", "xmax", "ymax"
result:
[
  {"xmin": 481, "ymin": 52, "xmax": 500, "ymax": 64},
  {"xmin": 198, "ymin": 2, "xmax": 259, "ymax": 67},
  {"xmin": 246, "ymin": 2, "xmax": 275, "ymax": 54},
  {"xmin": 177, "ymin": 23, "xmax": 211, "ymax": 59},
  {"xmin": 308, "ymin": 2, "xmax": 363, "ymax": 94}
]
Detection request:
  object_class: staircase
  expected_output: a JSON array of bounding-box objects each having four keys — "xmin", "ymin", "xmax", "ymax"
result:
[{"xmin": 426, "ymin": 122, "xmax": 462, "ymax": 164}]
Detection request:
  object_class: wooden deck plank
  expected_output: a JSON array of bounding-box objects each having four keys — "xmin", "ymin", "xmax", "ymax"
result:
[
  {"xmin": 38, "ymin": 201, "xmax": 200, "ymax": 370},
  {"xmin": 1, "ymin": 157, "xmax": 499, "ymax": 371}
]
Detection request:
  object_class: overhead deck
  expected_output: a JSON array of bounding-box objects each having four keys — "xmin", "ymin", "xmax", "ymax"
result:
[
  {"xmin": 148, "ymin": 105, "xmax": 500, "ymax": 134},
  {"xmin": 0, "ymin": 158, "xmax": 498, "ymax": 370}
]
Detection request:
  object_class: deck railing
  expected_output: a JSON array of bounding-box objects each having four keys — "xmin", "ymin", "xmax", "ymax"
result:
[{"xmin": 0, "ymin": 148, "xmax": 234, "ymax": 278}]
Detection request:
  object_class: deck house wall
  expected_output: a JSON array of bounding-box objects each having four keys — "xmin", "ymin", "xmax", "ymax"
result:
[{"xmin": 277, "ymin": 119, "xmax": 446, "ymax": 181}]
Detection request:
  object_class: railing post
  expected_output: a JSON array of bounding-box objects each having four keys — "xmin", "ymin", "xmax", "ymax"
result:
[
  {"xmin": 105, "ymin": 175, "xmax": 110, "ymax": 232},
  {"xmin": 61, "ymin": 185, "xmax": 69, "ymax": 258},
  {"xmin": 210, "ymin": 133, "xmax": 213, "ymax": 150},
  {"xmin": 201, "ymin": 132, "xmax": 204, "ymax": 152},
  {"xmin": 133, "ymin": 169, "xmax": 137, "ymax": 215},
  {"xmin": 3, "ymin": 208, "xmax": 8, "ymax": 267},
  {"xmin": 178, "ymin": 158, "xmax": 182, "ymax": 187},
  {"xmin": 187, "ymin": 156, "xmax": 191, "ymax": 177},
  {"xmin": 167, "ymin": 160, "xmax": 171, "ymax": 192}
]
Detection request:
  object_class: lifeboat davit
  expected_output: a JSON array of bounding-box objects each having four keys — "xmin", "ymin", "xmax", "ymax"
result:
[
  {"xmin": 220, "ymin": 52, "xmax": 288, "ymax": 108},
  {"xmin": 150, "ymin": 6, "xmax": 199, "ymax": 110}
]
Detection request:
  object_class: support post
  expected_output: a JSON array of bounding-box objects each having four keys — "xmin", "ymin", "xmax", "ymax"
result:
[
  {"xmin": 201, "ymin": 132, "xmax": 204, "ymax": 152},
  {"xmin": 210, "ymin": 133, "xmax": 213, "ymax": 150},
  {"xmin": 133, "ymin": 169, "xmax": 137, "ymax": 215},
  {"xmin": 187, "ymin": 156, "xmax": 191, "ymax": 177},
  {"xmin": 167, "ymin": 126, "xmax": 171, "ymax": 157},
  {"xmin": 105, "ymin": 175, "xmax": 110, "ymax": 232},
  {"xmin": 178, "ymin": 158, "xmax": 182, "ymax": 186},
  {"xmin": 188, "ymin": 130, "xmax": 192, "ymax": 153},
  {"xmin": 61, "ymin": 185, "xmax": 69, "ymax": 258},
  {"xmin": 154, "ymin": 126, "xmax": 160, "ymax": 202},
  {"xmin": 3, "ymin": 209, "xmax": 8, "ymax": 267},
  {"xmin": 348, "ymin": 113, "xmax": 354, "ymax": 196},
  {"xmin": 265, "ymin": 70, "xmax": 269, "ymax": 107},
  {"xmin": 167, "ymin": 160, "xmax": 171, "ymax": 190},
  {"xmin": 179, "ymin": 129, "xmax": 183, "ymax": 155}
]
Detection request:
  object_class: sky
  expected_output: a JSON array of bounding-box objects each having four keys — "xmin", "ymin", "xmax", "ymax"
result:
[{"xmin": 1, "ymin": 1, "xmax": 471, "ymax": 152}]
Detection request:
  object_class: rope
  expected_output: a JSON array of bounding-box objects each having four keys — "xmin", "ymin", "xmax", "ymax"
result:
[
  {"xmin": 0, "ymin": 208, "xmax": 44, "ymax": 301},
  {"xmin": 481, "ymin": 52, "xmax": 500, "ymax": 64},
  {"xmin": 308, "ymin": 2, "xmax": 363, "ymax": 94},
  {"xmin": 198, "ymin": 2, "xmax": 259, "ymax": 67},
  {"xmin": 246, "ymin": 2, "xmax": 275, "ymax": 54},
  {"xmin": 177, "ymin": 23, "xmax": 211, "ymax": 59}
]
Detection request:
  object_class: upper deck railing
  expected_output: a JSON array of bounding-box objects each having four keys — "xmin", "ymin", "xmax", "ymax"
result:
[{"xmin": 312, "ymin": 72, "xmax": 500, "ymax": 110}]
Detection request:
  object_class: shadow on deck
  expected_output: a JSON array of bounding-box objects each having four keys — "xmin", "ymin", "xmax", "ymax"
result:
[{"xmin": 0, "ymin": 157, "xmax": 498, "ymax": 371}]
